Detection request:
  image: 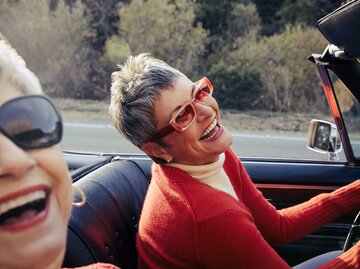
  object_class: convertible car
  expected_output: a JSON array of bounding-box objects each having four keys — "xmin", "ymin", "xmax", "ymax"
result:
[{"xmin": 62, "ymin": 1, "xmax": 360, "ymax": 268}]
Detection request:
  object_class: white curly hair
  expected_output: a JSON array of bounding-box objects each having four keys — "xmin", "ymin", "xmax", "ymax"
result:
[{"xmin": 0, "ymin": 33, "xmax": 42, "ymax": 94}]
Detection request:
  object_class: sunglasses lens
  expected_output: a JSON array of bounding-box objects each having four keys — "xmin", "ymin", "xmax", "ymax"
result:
[
  {"xmin": 195, "ymin": 82, "xmax": 211, "ymax": 103},
  {"xmin": 0, "ymin": 96, "xmax": 62, "ymax": 149},
  {"xmin": 175, "ymin": 104, "xmax": 195, "ymax": 129}
]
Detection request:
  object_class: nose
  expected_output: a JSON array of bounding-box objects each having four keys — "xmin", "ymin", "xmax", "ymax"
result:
[
  {"xmin": 195, "ymin": 101, "xmax": 214, "ymax": 122},
  {"xmin": 0, "ymin": 134, "xmax": 36, "ymax": 179}
]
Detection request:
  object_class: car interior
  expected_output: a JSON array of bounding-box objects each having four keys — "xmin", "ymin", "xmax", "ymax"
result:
[
  {"xmin": 63, "ymin": 159, "xmax": 151, "ymax": 269},
  {"xmin": 62, "ymin": 1, "xmax": 360, "ymax": 269}
]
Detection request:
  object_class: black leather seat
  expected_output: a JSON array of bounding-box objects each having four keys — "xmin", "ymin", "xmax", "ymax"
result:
[{"xmin": 62, "ymin": 159, "xmax": 151, "ymax": 269}]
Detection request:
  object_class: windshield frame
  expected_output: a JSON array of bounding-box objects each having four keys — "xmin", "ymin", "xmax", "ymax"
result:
[{"xmin": 311, "ymin": 49, "xmax": 360, "ymax": 165}]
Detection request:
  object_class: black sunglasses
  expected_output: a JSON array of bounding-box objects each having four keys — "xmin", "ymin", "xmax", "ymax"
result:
[{"xmin": 0, "ymin": 95, "xmax": 63, "ymax": 149}]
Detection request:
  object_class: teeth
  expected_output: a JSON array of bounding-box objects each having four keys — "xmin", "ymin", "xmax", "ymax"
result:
[
  {"xmin": 0, "ymin": 190, "xmax": 46, "ymax": 215},
  {"xmin": 201, "ymin": 119, "xmax": 218, "ymax": 138}
]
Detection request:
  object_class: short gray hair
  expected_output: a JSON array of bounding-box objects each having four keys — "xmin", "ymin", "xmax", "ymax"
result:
[
  {"xmin": 0, "ymin": 34, "xmax": 42, "ymax": 94},
  {"xmin": 109, "ymin": 53, "xmax": 182, "ymax": 148}
]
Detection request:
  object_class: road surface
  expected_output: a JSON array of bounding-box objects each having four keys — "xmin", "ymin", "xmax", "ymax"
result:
[{"xmin": 61, "ymin": 122, "xmax": 346, "ymax": 161}]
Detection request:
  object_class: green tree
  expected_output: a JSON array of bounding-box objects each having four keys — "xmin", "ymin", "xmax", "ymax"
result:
[
  {"xmin": 194, "ymin": 0, "xmax": 251, "ymax": 52},
  {"xmin": 225, "ymin": 3, "xmax": 261, "ymax": 44},
  {"xmin": 111, "ymin": 0, "xmax": 207, "ymax": 78},
  {"xmin": 252, "ymin": 0, "xmax": 341, "ymax": 35},
  {"xmin": 276, "ymin": 0, "xmax": 342, "ymax": 29},
  {"xmin": 209, "ymin": 59, "xmax": 264, "ymax": 110},
  {"xmin": 234, "ymin": 24, "xmax": 329, "ymax": 112},
  {"xmin": 205, "ymin": 2, "xmax": 261, "ymax": 70},
  {"xmin": 252, "ymin": 0, "xmax": 285, "ymax": 35},
  {"xmin": 1, "ymin": 0, "xmax": 129, "ymax": 99},
  {"xmin": 48, "ymin": 0, "xmax": 129, "ymax": 99},
  {"xmin": 49, "ymin": 0, "xmax": 128, "ymax": 51},
  {"xmin": 195, "ymin": 0, "xmax": 246, "ymax": 36},
  {"xmin": 205, "ymin": 3, "xmax": 263, "ymax": 111},
  {"xmin": 0, "ymin": 0, "xmax": 87, "ymax": 97}
]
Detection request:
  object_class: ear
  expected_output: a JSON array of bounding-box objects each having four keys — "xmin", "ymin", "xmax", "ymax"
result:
[{"xmin": 141, "ymin": 142, "xmax": 172, "ymax": 162}]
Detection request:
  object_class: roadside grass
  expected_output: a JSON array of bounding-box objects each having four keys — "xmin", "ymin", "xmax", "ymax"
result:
[{"xmin": 53, "ymin": 98, "xmax": 111, "ymax": 123}]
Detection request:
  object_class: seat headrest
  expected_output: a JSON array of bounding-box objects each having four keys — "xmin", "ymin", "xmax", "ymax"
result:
[{"xmin": 63, "ymin": 160, "xmax": 151, "ymax": 269}]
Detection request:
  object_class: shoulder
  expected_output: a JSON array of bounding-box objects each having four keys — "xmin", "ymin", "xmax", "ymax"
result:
[{"xmin": 224, "ymin": 147, "xmax": 243, "ymax": 171}]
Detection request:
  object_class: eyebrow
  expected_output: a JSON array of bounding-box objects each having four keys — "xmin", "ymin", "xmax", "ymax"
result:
[{"xmin": 168, "ymin": 83, "xmax": 196, "ymax": 119}]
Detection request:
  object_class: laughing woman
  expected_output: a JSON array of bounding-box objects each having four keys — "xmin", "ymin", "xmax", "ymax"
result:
[
  {"xmin": 109, "ymin": 53, "xmax": 360, "ymax": 269},
  {"xmin": 0, "ymin": 37, "xmax": 119, "ymax": 269}
]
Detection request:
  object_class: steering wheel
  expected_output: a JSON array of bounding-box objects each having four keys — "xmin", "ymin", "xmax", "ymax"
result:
[{"xmin": 343, "ymin": 210, "xmax": 360, "ymax": 252}]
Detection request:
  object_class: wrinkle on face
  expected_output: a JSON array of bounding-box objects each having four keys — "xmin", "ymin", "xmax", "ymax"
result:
[{"xmin": 153, "ymin": 75, "xmax": 233, "ymax": 165}]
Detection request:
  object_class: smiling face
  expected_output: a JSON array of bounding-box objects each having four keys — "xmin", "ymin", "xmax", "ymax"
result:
[
  {"xmin": 150, "ymin": 75, "xmax": 233, "ymax": 165},
  {"xmin": 0, "ymin": 81, "xmax": 73, "ymax": 269}
]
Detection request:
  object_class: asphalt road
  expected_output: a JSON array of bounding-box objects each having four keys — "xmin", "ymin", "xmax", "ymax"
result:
[{"xmin": 61, "ymin": 122, "xmax": 346, "ymax": 161}]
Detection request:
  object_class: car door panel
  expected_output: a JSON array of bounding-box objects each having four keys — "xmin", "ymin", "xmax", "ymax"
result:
[{"xmin": 242, "ymin": 159, "xmax": 360, "ymax": 265}]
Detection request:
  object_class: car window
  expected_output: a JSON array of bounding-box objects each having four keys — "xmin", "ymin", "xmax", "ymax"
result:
[
  {"xmin": 221, "ymin": 84, "xmax": 343, "ymax": 161},
  {"xmin": 329, "ymin": 70, "xmax": 360, "ymax": 161},
  {"xmin": 0, "ymin": 0, "xmax": 346, "ymax": 162}
]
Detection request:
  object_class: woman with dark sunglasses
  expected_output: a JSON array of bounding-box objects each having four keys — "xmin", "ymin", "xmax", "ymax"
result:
[
  {"xmin": 109, "ymin": 53, "xmax": 360, "ymax": 269},
  {"xmin": 0, "ymin": 37, "xmax": 120, "ymax": 269}
]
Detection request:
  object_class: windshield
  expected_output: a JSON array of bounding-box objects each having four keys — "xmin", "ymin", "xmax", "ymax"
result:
[{"xmin": 329, "ymin": 68, "xmax": 360, "ymax": 161}]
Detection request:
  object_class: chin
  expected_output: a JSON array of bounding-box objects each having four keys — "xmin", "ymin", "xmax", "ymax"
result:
[
  {"xmin": 24, "ymin": 252, "xmax": 64, "ymax": 269},
  {"xmin": 0, "ymin": 232, "xmax": 66, "ymax": 269},
  {"xmin": 26, "ymin": 228, "xmax": 67, "ymax": 269},
  {"xmin": 218, "ymin": 129, "xmax": 233, "ymax": 151},
  {"xmin": 23, "ymin": 196, "xmax": 68, "ymax": 268}
]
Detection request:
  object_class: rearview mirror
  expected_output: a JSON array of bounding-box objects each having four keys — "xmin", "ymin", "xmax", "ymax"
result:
[{"xmin": 307, "ymin": 119, "xmax": 342, "ymax": 160}]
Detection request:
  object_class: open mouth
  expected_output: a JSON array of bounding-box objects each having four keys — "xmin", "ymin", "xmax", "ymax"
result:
[
  {"xmin": 0, "ymin": 189, "xmax": 49, "ymax": 228},
  {"xmin": 200, "ymin": 118, "xmax": 220, "ymax": 140}
]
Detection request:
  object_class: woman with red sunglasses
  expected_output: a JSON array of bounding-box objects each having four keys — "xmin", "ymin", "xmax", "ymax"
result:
[
  {"xmin": 109, "ymin": 53, "xmax": 360, "ymax": 269},
  {"xmin": 0, "ymin": 36, "xmax": 119, "ymax": 269}
]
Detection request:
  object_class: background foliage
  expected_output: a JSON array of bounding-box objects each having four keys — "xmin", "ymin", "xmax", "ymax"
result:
[{"xmin": 0, "ymin": 0, "xmax": 344, "ymax": 112}]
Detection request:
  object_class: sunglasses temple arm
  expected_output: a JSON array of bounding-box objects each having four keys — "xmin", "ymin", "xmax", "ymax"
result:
[{"xmin": 149, "ymin": 125, "xmax": 176, "ymax": 142}]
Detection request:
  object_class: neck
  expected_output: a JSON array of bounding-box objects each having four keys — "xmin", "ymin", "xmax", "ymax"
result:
[
  {"xmin": 43, "ymin": 249, "xmax": 64, "ymax": 269},
  {"xmin": 22, "ymin": 249, "xmax": 64, "ymax": 269},
  {"xmin": 167, "ymin": 153, "xmax": 225, "ymax": 179}
]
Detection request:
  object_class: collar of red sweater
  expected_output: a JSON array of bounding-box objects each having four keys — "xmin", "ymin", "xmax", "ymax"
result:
[
  {"xmin": 165, "ymin": 153, "xmax": 225, "ymax": 179},
  {"xmin": 152, "ymin": 148, "xmax": 242, "ymax": 191}
]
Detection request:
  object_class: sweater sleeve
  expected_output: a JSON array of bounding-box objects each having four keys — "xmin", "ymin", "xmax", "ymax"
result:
[
  {"xmin": 319, "ymin": 240, "xmax": 360, "ymax": 268},
  {"xmin": 246, "ymin": 176, "xmax": 360, "ymax": 246},
  {"xmin": 225, "ymin": 148, "xmax": 360, "ymax": 245}
]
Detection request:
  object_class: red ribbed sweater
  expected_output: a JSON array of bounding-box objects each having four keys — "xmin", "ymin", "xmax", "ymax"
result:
[
  {"xmin": 136, "ymin": 148, "xmax": 360, "ymax": 269},
  {"xmin": 63, "ymin": 263, "xmax": 120, "ymax": 269}
]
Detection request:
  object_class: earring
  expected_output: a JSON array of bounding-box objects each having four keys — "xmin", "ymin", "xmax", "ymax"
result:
[{"xmin": 72, "ymin": 185, "xmax": 86, "ymax": 207}]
